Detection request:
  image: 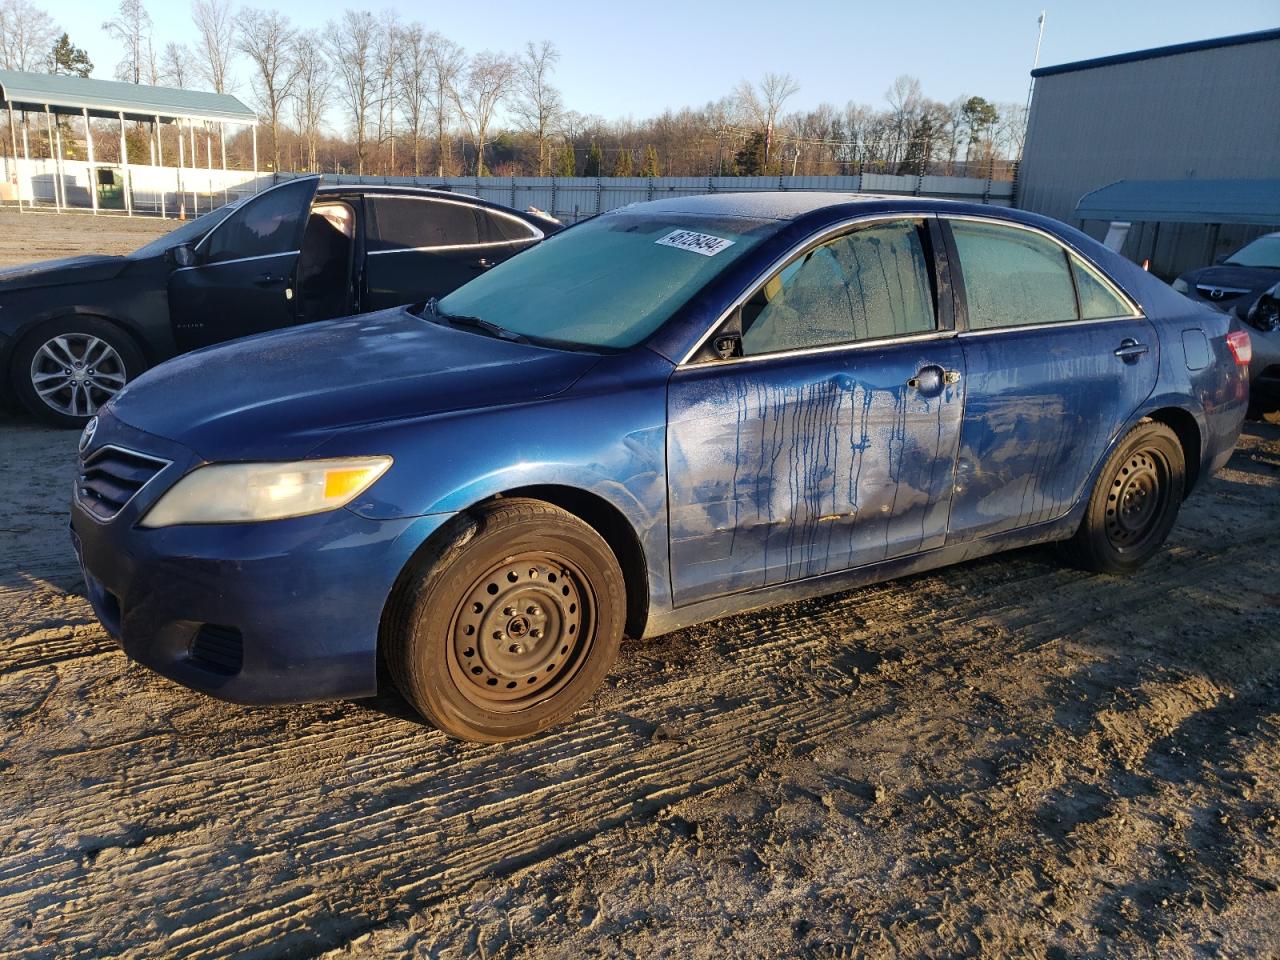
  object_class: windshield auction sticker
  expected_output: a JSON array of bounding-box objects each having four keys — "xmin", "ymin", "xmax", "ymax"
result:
[{"xmin": 655, "ymin": 230, "xmax": 735, "ymax": 257}]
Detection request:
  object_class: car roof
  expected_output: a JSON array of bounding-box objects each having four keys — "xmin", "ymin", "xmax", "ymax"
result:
[
  {"xmin": 608, "ymin": 191, "xmax": 1035, "ymax": 224},
  {"xmin": 315, "ymin": 182, "xmax": 559, "ymax": 228}
]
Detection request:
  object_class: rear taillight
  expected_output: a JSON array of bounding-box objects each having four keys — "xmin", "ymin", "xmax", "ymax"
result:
[{"xmin": 1226, "ymin": 329, "xmax": 1252, "ymax": 366}]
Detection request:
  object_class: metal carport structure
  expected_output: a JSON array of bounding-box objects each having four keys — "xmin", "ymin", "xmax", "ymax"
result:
[
  {"xmin": 0, "ymin": 69, "xmax": 257, "ymax": 216},
  {"xmin": 1075, "ymin": 179, "xmax": 1280, "ymax": 274}
]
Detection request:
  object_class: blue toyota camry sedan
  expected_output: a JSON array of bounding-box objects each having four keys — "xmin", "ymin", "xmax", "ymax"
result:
[{"xmin": 70, "ymin": 193, "xmax": 1250, "ymax": 742}]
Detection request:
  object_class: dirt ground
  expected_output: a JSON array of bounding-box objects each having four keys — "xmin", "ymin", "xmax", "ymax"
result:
[
  {"xmin": 0, "ymin": 208, "xmax": 171, "ymax": 267},
  {"xmin": 1, "ymin": 215, "xmax": 1279, "ymax": 960}
]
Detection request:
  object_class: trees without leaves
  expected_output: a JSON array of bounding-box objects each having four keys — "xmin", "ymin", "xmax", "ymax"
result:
[
  {"xmin": 191, "ymin": 0, "xmax": 235, "ymax": 94},
  {"xmin": 323, "ymin": 10, "xmax": 378, "ymax": 174},
  {"xmin": 424, "ymin": 33, "xmax": 465, "ymax": 177},
  {"xmin": 237, "ymin": 7, "xmax": 301, "ymax": 173},
  {"xmin": 0, "ymin": 0, "xmax": 59, "ymax": 72},
  {"xmin": 291, "ymin": 30, "xmax": 331, "ymax": 172},
  {"xmin": 102, "ymin": 0, "xmax": 153, "ymax": 84},
  {"xmin": 453, "ymin": 51, "xmax": 516, "ymax": 177},
  {"xmin": 514, "ymin": 40, "xmax": 562, "ymax": 177}
]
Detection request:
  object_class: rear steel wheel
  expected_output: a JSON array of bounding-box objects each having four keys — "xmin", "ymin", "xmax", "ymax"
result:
[
  {"xmin": 1102, "ymin": 448, "xmax": 1171, "ymax": 553},
  {"xmin": 1063, "ymin": 420, "xmax": 1185, "ymax": 575}
]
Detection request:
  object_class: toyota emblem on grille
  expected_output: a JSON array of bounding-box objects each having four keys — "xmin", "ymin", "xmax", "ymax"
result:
[{"xmin": 79, "ymin": 416, "xmax": 98, "ymax": 453}]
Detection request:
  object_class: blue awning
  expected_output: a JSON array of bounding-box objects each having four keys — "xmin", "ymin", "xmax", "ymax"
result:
[{"xmin": 1075, "ymin": 179, "xmax": 1280, "ymax": 226}]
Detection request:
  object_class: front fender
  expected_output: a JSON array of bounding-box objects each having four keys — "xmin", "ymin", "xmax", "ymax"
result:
[{"xmin": 317, "ymin": 350, "xmax": 677, "ymax": 622}]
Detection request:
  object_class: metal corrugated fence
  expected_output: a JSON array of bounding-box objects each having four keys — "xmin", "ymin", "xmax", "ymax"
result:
[{"xmin": 293, "ymin": 173, "xmax": 1015, "ymax": 222}]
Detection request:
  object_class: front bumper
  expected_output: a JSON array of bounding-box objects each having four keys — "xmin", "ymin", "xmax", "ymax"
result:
[{"xmin": 69, "ymin": 414, "xmax": 451, "ymax": 705}]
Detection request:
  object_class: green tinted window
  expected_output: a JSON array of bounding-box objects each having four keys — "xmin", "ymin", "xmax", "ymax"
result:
[
  {"xmin": 1071, "ymin": 257, "xmax": 1132, "ymax": 319},
  {"xmin": 952, "ymin": 220, "xmax": 1077, "ymax": 330},
  {"xmin": 437, "ymin": 212, "xmax": 770, "ymax": 349},
  {"xmin": 741, "ymin": 219, "xmax": 935, "ymax": 356}
]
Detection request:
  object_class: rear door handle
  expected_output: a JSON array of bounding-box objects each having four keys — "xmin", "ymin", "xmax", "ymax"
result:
[
  {"xmin": 471, "ymin": 258, "xmax": 495, "ymax": 271},
  {"xmin": 1114, "ymin": 339, "xmax": 1149, "ymax": 362},
  {"xmin": 254, "ymin": 272, "xmax": 284, "ymax": 287}
]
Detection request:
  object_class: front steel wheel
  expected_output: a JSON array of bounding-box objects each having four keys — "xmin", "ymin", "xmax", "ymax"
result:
[
  {"xmin": 1063, "ymin": 421, "xmax": 1185, "ymax": 575},
  {"xmin": 447, "ymin": 552, "xmax": 596, "ymax": 711},
  {"xmin": 385, "ymin": 498, "xmax": 626, "ymax": 742}
]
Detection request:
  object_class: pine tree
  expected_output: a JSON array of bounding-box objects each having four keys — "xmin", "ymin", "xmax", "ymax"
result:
[
  {"xmin": 612, "ymin": 148, "xmax": 633, "ymax": 177},
  {"xmin": 733, "ymin": 132, "xmax": 768, "ymax": 176},
  {"xmin": 583, "ymin": 140, "xmax": 603, "ymax": 177},
  {"xmin": 555, "ymin": 141, "xmax": 576, "ymax": 177},
  {"xmin": 48, "ymin": 33, "xmax": 94, "ymax": 78},
  {"xmin": 639, "ymin": 144, "xmax": 660, "ymax": 178}
]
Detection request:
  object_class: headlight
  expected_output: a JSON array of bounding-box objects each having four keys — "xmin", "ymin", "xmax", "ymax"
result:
[
  {"xmin": 1171, "ymin": 277, "xmax": 1189, "ymax": 294},
  {"xmin": 140, "ymin": 456, "xmax": 392, "ymax": 527}
]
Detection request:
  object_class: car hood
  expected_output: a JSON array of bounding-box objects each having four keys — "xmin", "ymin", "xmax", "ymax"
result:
[
  {"xmin": 0, "ymin": 254, "xmax": 128, "ymax": 292},
  {"xmin": 108, "ymin": 307, "xmax": 603, "ymax": 460},
  {"xmin": 1182, "ymin": 264, "xmax": 1280, "ymax": 294}
]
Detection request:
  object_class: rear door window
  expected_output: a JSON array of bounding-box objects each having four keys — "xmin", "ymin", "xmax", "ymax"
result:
[
  {"xmin": 741, "ymin": 219, "xmax": 937, "ymax": 356},
  {"xmin": 950, "ymin": 220, "xmax": 1078, "ymax": 330},
  {"xmin": 368, "ymin": 197, "xmax": 481, "ymax": 251}
]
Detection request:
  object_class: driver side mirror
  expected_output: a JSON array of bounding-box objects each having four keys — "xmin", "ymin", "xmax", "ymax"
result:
[{"xmin": 170, "ymin": 244, "xmax": 197, "ymax": 268}]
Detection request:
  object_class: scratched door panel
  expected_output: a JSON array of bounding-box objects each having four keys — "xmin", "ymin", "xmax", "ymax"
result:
[
  {"xmin": 947, "ymin": 318, "xmax": 1159, "ymax": 543},
  {"xmin": 667, "ymin": 342, "xmax": 966, "ymax": 607}
]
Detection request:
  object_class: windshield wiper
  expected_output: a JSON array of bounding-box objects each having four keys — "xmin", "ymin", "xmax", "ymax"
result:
[{"xmin": 425, "ymin": 297, "xmax": 529, "ymax": 344}]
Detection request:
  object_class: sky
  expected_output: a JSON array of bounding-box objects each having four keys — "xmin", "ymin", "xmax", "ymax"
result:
[{"xmin": 46, "ymin": 0, "xmax": 1280, "ymax": 120}]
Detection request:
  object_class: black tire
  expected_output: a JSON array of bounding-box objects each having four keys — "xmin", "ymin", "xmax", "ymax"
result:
[
  {"xmin": 1063, "ymin": 420, "xmax": 1185, "ymax": 575},
  {"xmin": 11, "ymin": 316, "xmax": 145, "ymax": 428},
  {"xmin": 384, "ymin": 497, "xmax": 626, "ymax": 742}
]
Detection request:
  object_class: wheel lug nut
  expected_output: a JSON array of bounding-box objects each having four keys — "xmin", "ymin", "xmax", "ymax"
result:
[
  {"xmin": 503, "ymin": 606, "xmax": 514, "ymax": 617},
  {"xmin": 509, "ymin": 643, "xmax": 524, "ymax": 655},
  {"xmin": 527, "ymin": 605, "xmax": 540, "ymax": 616}
]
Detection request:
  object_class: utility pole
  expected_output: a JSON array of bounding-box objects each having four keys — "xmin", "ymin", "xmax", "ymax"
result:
[{"xmin": 1025, "ymin": 10, "xmax": 1047, "ymax": 116}]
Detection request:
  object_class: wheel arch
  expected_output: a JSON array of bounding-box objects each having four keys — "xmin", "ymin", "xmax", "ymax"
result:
[
  {"xmin": 377, "ymin": 483, "xmax": 652, "ymax": 664},
  {"xmin": 10, "ymin": 308, "xmax": 155, "ymax": 370},
  {"xmin": 1142, "ymin": 406, "xmax": 1202, "ymax": 498}
]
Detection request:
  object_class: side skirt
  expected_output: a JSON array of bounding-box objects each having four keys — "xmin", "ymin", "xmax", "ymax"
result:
[{"xmin": 640, "ymin": 511, "xmax": 1082, "ymax": 639}]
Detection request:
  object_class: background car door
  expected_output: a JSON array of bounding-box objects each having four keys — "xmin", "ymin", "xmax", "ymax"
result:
[
  {"xmin": 168, "ymin": 178, "xmax": 318, "ymax": 351},
  {"xmin": 666, "ymin": 218, "xmax": 967, "ymax": 607},
  {"xmin": 942, "ymin": 218, "xmax": 1159, "ymax": 543},
  {"xmin": 363, "ymin": 196, "xmax": 531, "ymax": 309}
]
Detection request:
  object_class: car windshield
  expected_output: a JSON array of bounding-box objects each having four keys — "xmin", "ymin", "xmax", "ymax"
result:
[
  {"xmin": 1224, "ymin": 236, "xmax": 1280, "ymax": 269},
  {"xmin": 128, "ymin": 200, "xmax": 246, "ymax": 259},
  {"xmin": 435, "ymin": 211, "xmax": 775, "ymax": 349}
]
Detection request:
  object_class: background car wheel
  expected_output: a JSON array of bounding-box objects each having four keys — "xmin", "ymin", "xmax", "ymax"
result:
[
  {"xmin": 12, "ymin": 318, "xmax": 145, "ymax": 428},
  {"xmin": 384, "ymin": 497, "xmax": 626, "ymax": 743},
  {"xmin": 1062, "ymin": 420, "xmax": 1185, "ymax": 575}
]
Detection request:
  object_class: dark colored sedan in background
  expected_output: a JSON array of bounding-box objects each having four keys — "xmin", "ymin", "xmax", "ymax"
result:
[
  {"xmin": 1172, "ymin": 231, "xmax": 1280, "ymax": 309},
  {"xmin": 0, "ymin": 176, "xmax": 559, "ymax": 426},
  {"xmin": 71, "ymin": 193, "xmax": 1248, "ymax": 742}
]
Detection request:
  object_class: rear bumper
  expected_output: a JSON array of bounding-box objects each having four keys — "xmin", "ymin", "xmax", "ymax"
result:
[{"xmin": 71, "ymin": 494, "xmax": 450, "ymax": 706}]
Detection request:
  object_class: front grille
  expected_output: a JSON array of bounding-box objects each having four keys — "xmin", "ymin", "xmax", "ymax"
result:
[
  {"xmin": 77, "ymin": 445, "xmax": 169, "ymax": 521},
  {"xmin": 1195, "ymin": 284, "xmax": 1250, "ymax": 302},
  {"xmin": 189, "ymin": 624, "xmax": 244, "ymax": 675}
]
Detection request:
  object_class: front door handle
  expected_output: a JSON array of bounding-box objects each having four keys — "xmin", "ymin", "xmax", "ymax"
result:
[
  {"xmin": 254, "ymin": 272, "xmax": 284, "ymax": 287},
  {"xmin": 471, "ymin": 258, "xmax": 495, "ymax": 271},
  {"xmin": 1114, "ymin": 338, "xmax": 1149, "ymax": 363},
  {"xmin": 906, "ymin": 366, "xmax": 961, "ymax": 395}
]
